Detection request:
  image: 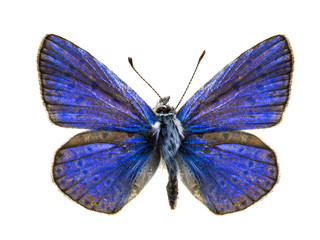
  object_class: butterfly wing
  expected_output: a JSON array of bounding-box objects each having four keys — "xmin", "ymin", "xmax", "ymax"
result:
[
  {"xmin": 53, "ymin": 130, "xmax": 160, "ymax": 214},
  {"xmin": 177, "ymin": 35, "xmax": 292, "ymax": 134},
  {"xmin": 177, "ymin": 132, "xmax": 277, "ymax": 214},
  {"xmin": 39, "ymin": 34, "xmax": 157, "ymax": 133}
]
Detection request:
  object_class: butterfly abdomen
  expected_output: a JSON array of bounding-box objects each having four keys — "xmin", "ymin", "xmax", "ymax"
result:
[{"xmin": 166, "ymin": 171, "xmax": 178, "ymax": 209}]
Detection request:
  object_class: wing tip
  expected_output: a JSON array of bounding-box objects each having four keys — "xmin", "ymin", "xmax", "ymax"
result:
[
  {"xmin": 267, "ymin": 34, "xmax": 289, "ymax": 45},
  {"xmin": 43, "ymin": 33, "xmax": 63, "ymax": 42}
]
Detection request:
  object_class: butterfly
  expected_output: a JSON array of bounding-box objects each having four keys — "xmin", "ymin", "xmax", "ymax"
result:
[{"xmin": 38, "ymin": 34, "xmax": 292, "ymax": 214}]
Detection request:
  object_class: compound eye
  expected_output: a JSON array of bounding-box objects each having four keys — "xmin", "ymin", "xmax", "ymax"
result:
[
  {"xmin": 156, "ymin": 107, "xmax": 166, "ymax": 113},
  {"xmin": 163, "ymin": 107, "xmax": 170, "ymax": 113}
]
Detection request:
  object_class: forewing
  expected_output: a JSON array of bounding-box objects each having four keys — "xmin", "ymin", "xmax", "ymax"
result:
[
  {"xmin": 39, "ymin": 34, "xmax": 157, "ymax": 133},
  {"xmin": 177, "ymin": 131, "xmax": 278, "ymax": 214},
  {"xmin": 177, "ymin": 35, "xmax": 292, "ymax": 134},
  {"xmin": 53, "ymin": 130, "xmax": 160, "ymax": 214}
]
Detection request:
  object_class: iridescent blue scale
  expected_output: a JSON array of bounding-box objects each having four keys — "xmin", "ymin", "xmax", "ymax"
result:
[{"xmin": 39, "ymin": 34, "xmax": 292, "ymax": 214}]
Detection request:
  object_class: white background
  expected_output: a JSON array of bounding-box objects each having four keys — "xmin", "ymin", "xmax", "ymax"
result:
[{"xmin": 1, "ymin": 0, "xmax": 319, "ymax": 239}]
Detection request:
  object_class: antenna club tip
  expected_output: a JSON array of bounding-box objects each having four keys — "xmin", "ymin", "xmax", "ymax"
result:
[
  {"xmin": 199, "ymin": 50, "xmax": 206, "ymax": 62},
  {"xmin": 128, "ymin": 57, "xmax": 133, "ymax": 67}
]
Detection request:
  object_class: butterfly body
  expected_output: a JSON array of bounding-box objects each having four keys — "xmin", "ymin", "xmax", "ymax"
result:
[
  {"xmin": 153, "ymin": 96, "xmax": 184, "ymax": 208},
  {"xmin": 39, "ymin": 34, "xmax": 292, "ymax": 214}
]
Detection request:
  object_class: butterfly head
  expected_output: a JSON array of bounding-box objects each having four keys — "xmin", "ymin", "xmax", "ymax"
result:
[{"xmin": 155, "ymin": 96, "xmax": 175, "ymax": 116}]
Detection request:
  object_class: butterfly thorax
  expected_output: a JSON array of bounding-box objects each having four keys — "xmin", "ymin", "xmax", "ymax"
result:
[{"xmin": 152, "ymin": 97, "xmax": 184, "ymax": 209}]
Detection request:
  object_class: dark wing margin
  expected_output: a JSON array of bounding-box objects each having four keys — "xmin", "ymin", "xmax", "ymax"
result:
[
  {"xmin": 53, "ymin": 130, "xmax": 160, "ymax": 214},
  {"xmin": 177, "ymin": 35, "xmax": 293, "ymax": 134},
  {"xmin": 177, "ymin": 131, "xmax": 278, "ymax": 214},
  {"xmin": 38, "ymin": 34, "xmax": 157, "ymax": 133}
]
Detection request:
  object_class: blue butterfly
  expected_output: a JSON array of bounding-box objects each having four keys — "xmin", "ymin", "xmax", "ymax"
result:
[{"xmin": 39, "ymin": 34, "xmax": 292, "ymax": 214}]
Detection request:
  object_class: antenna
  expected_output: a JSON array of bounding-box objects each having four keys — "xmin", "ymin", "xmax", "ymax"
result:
[
  {"xmin": 128, "ymin": 57, "xmax": 162, "ymax": 99},
  {"xmin": 175, "ymin": 50, "xmax": 206, "ymax": 110}
]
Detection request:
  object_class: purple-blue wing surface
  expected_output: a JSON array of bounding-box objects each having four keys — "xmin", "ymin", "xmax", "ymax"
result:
[
  {"xmin": 39, "ymin": 34, "xmax": 157, "ymax": 133},
  {"xmin": 53, "ymin": 131, "xmax": 160, "ymax": 214},
  {"xmin": 177, "ymin": 131, "xmax": 278, "ymax": 214},
  {"xmin": 177, "ymin": 35, "xmax": 292, "ymax": 134}
]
